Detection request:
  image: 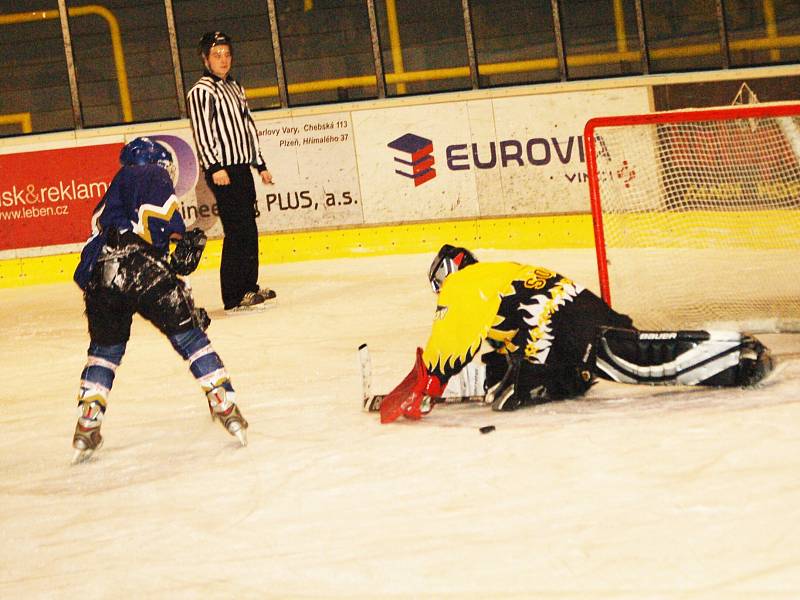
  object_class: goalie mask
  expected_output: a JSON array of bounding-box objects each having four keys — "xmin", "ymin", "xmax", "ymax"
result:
[
  {"xmin": 428, "ymin": 244, "xmax": 478, "ymax": 293},
  {"xmin": 119, "ymin": 137, "xmax": 176, "ymax": 184}
]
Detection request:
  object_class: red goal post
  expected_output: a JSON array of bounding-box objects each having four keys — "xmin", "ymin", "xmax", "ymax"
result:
[{"xmin": 584, "ymin": 102, "xmax": 800, "ymax": 332}]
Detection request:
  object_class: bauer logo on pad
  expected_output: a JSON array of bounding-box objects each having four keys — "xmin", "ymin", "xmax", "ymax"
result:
[{"xmin": 387, "ymin": 133, "xmax": 437, "ymax": 187}]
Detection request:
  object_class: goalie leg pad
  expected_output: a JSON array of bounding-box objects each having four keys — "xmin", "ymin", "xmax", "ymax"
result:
[
  {"xmin": 443, "ymin": 360, "xmax": 486, "ymax": 398},
  {"xmin": 593, "ymin": 327, "xmax": 771, "ymax": 387}
]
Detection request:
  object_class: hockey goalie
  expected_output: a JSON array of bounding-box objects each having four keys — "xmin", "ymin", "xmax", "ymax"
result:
[{"xmin": 379, "ymin": 245, "xmax": 773, "ymax": 424}]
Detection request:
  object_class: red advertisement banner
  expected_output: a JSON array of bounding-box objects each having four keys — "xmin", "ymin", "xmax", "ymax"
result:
[{"xmin": 0, "ymin": 143, "xmax": 121, "ymax": 251}]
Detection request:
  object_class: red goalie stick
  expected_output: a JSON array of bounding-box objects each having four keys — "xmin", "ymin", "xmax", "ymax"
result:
[{"xmin": 358, "ymin": 344, "xmax": 485, "ymax": 412}]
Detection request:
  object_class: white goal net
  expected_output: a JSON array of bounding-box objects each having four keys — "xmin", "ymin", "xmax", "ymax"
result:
[{"xmin": 585, "ymin": 102, "xmax": 800, "ymax": 332}]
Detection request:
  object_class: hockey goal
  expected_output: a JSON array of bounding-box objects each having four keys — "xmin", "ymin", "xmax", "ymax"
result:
[{"xmin": 585, "ymin": 102, "xmax": 800, "ymax": 332}]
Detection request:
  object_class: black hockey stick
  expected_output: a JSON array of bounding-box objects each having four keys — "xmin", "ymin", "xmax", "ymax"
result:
[{"xmin": 359, "ymin": 344, "xmax": 485, "ymax": 412}]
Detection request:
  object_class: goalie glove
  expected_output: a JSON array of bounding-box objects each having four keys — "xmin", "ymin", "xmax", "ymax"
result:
[
  {"xmin": 380, "ymin": 347, "xmax": 446, "ymax": 424},
  {"xmin": 170, "ymin": 228, "xmax": 207, "ymax": 275}
]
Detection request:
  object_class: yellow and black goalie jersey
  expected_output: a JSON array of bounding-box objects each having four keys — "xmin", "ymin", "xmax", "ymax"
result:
[{"xmin": 422, "ymin": 262, "xmax": 587, "ymax": 381}]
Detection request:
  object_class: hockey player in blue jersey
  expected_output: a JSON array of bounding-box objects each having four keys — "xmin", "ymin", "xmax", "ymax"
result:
[
  {"xmin": 71, "ymin": 137, "xmax": 247, "ymax": 463},
  {"xmin": 380, "ymin": 244, "xmax": 773, "ymax": 423}
]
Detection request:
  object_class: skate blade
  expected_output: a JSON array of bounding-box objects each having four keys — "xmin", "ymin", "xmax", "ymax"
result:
[
  {"xmin": 71, "ymin": 448, "xmax": 94, "ymax": 464},
  {"xmin": 227, "ymin": 421, "xmax": 248, "ymax": 446},
  {"xmin": 71, "ymin": 438, "xmax": 103, "ymax": 465},
  {"xmin": 234, "ymin": 428, "xmax": 248, "ymax": 447},
  {"xmin": 224, "ymin": 300, "xmax": 274, "ymax": 314}
]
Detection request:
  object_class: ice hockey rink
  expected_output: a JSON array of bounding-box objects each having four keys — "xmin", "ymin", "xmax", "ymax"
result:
[{"xmin": 1, "ymin": 248, "xmax": 799, "ymax": 599}]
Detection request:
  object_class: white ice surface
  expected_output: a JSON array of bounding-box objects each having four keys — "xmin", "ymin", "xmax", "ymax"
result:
[{"xmin": 1, "ymin": 249, "xmax": 799, "ymax": 599}]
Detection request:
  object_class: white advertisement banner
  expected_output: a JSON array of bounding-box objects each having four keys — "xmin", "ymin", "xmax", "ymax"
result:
[
  {"xmin": 352, "ymin": 103, "xmax": 481, "ymax": 223},
  {"xmin": 487, "ymin": 87, "xmax": 651, "ymax": 213},
  {"xmin": 252, "ymin": 112, "xmax": 362, "ymax": 232},
  {"xmin": 351, "ymin": 86, "xmax": 651, "ymax": 223}
]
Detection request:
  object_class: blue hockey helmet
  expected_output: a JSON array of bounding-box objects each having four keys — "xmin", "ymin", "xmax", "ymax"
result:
[
  {"xmin": 119, "ymin": 137, "xmax": 174, "ymax": 177},
  {"xmin": 428, "ymin": 244, "xmax": 478, "ymax": 293}
]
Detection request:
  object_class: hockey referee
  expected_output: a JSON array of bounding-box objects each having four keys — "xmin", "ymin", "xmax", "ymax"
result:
[{"xmin": 187, "ymin": 31, "xmax": 276, "ymax": 312}]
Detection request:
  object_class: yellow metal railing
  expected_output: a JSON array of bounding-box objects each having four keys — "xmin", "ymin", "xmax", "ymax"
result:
[
  {"xmin": 0, "ymin": 112, "xmax": 32, "ymax": 133},
  {"xmin": 248, "ymin": 32, "xmax": 800, "ymax": 100},
  {"xmin": 613, "ymin": 0, "xmax": 628, "ymax": 53},
  {"xmin": 0, "ymin": 5, "xmax": 132, "ymax": 123},
  {"xmin": 763, "ymin": 0, "xmax": 781, "ymax": 61},
  {"xmin": 385, "ymin": 0, "xmax": 407, "ymax": 94},
  {"xmin": 610, "ymin": 0, "xmax": 783, "ymax": 63},
  {"xmin": 250, "ymin": 0, "xmax": 796, "ymax": 100}
]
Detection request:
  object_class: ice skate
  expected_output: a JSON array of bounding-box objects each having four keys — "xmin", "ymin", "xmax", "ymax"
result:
[
  {"xmin": 71, "ymin": 400, "xmax": 105, "ymax": 464},
  {"xmin": 737, "ymin": 336, "xmax": 773, "ymax": 387},
  {"xmin": 225, "ymin": 291, "xmax": 267, "ymax": 313},
  {"xmin": 206, "ymin": 386, "xmax": 248, "ymax": 446},
  {"xmin": 255, "ymin": 287, "xmax": 277, "ymax": 305},
  {"xmin": 487, "ymin": 358, "xmax": 522, "ymax": 411}
]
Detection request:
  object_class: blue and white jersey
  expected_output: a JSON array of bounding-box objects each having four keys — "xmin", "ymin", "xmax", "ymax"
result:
[
  {"xmin": 74, "ymin": 164, "xmax": 185, "ymax": 289},
  {"xmin": 92, "ymin": 164, "xmax": 185, "ymax": 249}
]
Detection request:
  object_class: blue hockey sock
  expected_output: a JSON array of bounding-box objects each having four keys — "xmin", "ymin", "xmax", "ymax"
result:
[
  {"xmin": 79, "ymin": 342, "xmax": 127, "ymax": 405},
  {"xmin": 168, "ymin": 328, "xmax": 235, "ymax": 394}
]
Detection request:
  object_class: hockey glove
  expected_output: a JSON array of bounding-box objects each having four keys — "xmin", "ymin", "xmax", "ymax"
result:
[
  {"xmin": 380, "ymin": 347, "xmax": 446, "ymax": 424},
  {"xmin": 170, "ymin": 228, "xmax": 207, "ymax": 275},
  {"xmin": 193, "ymin": 307, "xmax": 211, "ymax": 331}
]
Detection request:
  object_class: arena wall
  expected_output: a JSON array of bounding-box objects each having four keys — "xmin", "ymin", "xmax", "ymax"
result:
[{"xmin": 0, "ymin": 66, "xmax": 794, "ymax": 287}]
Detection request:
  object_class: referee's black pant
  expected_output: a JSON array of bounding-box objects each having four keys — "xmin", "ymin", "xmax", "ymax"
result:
[{"xmin": 206, "ymin": 164, "xmax": 260, "ymax": 310}]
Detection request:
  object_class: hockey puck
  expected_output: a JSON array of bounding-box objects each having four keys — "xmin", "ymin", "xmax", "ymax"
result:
[{"xmin": 479, "ymin": 425, "xmax": 496, "ymax": 434}]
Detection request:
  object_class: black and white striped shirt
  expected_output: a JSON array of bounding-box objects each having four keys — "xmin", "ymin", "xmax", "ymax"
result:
[{"xmin": 187, "ymin": 71, "xmax": 266, "ymax": 175}]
